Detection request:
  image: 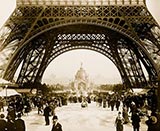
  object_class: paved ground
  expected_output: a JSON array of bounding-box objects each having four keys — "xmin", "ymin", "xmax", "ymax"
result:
[{"xmin": 3, "ymin": 102, "xmax": 148, "ymax": 131}]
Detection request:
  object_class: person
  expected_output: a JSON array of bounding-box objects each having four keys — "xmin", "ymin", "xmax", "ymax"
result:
[
  {"xmin": 110, "ymin": 99, "xmax": 115, "ymax": 111},
  {"xmin": 51, "ymin": 115, "xmax": 62, "ymax": 131},
  {"xmin": 102, "ymin": 97, "xmax": 107, "ymax": 108},
  {"xmin": 122, "ymin": 106, "xmax": 129, "ymax": 124},
  {"xmin": 81, "ymin": 99, "xmax": 88, "ymax": 108},
  {"xmin": 115, "ymin": 112, "xmax": 124, "ymax": 131},
  {"xmin": 145, "ymin": 112, "xmax": 158, "ymax": 131},
  {"xmin": 7, "ymin": 106, "xmax": 16, "ymax": 122},
  {"xmin": 0, "ymin": 113, "xmax": 7, "ymax": 131},
  {"xmin": 14, "ymin": 113, "xmax": 26, "ymax": 131},
  {"xmin": 131, "ymin": 111, "xmax": 141, "ymax": 131},
  {"xmin": 43, "ymin": 104, "xmax": 52, "ymax": 125},
  {"xmin": 116, "ymin": 100, "xmax": 121, "ymax": 111},
  {"xmin": 0, "ymin": 98, "xmax": 4, "ymax": 112},
  {"xmin": 6, "ymin": 115, "xmax": 16, "ymax": 131}
]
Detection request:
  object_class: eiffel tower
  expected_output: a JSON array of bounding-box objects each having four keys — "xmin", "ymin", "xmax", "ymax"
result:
[
  {"xmin": 0, "ymin": 0, "xmax": 159, "ymax": 87},
  {"xmin": 0, "ymin": 0, "xmax": 160, "ymax": 125}
]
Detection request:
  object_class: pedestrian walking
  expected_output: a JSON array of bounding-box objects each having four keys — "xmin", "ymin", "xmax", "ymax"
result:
[
  {"xmin": 102, "ymin": 97, "xmax": 107, "ymax": 108},
  {"xmin": 0, "ymin": 98, "xmax": 4, "ymax": 112},
  {"xmin": 6, "ymin": 115, "xmax": 16, "ymax": 131},
  {"xmin": 51, "ymin": 115, "xmax": 63, "ymax": 131},
  {"xmin": 122, "ymin": 106, "xmax": 129, "ymax": 124},
  {"xmin": 145, "ymin": 112, "xmax": 158, "ymax": 131},
  {"xmin": 116, "ymin": 100, "xmax": 121, "ymax": 111},
  {"xmin": 110, "ymin": 99, "xmax": 115, "ymax": 111},
  {"xmin": 43, "ymin": 104, "xmax": 52, "ymax": 125},
  {"xmin": 131, "ymin": 111, "xmax": 141, "ymax": 131},
  {"xmin": 7, "ymin": 106, "xmax": 16, "ymax": 122},
  {"xmin": 115, "ymin": 112, "xmax": 124, "ymax": 131},
  {"xmin": 14, "ymin": 113, "xmax": 26, "ymax": 131},
  {"xmin": 0, "ymin": 113, "xmax": 7, "ymax": 131}
]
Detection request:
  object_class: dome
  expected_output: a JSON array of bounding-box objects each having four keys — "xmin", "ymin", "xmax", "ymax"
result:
[{"xmin": 75, "ymin": 63, "xmax": 88, "ymax": 82}]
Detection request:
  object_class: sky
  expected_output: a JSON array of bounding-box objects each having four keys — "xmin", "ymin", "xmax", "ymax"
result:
[
  {"xmin": 42, "ymin": 50, "xmax": 121, "ymax": 85},
  {"xmin": 0, "ymin": 0, "xmax": 160, "ymax": 85}
]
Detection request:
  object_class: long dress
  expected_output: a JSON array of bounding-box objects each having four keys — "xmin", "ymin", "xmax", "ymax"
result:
[
  {"xmin": 115, "ymin": 116, "xmax": 123, "ymax": 131},
  {"xmin": 122, "ymin": 107, "xmax": 129, "ymax": 124}
]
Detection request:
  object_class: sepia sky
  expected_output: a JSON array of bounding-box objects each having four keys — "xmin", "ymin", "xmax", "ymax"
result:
[{"xmin": 0, "ymin": 0, "xmax": 160, "ymax": 85}]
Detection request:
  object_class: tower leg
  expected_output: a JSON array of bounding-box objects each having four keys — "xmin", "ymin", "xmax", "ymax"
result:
[
  {"xmin": 154, "ymin": 73, "xmax": 160, "ymax": 131},
  {"xmin": 157, "ymin": 73, "xmax": 160, "ymax": 130}
]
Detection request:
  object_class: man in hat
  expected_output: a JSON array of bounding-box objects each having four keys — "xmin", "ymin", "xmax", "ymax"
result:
[
  {"xmin": 131, "ymin": 111, "xmax": 141, "ymax": 131},
  {"xmin": 6, "ymin": 115, "xmax": 16, "ymax": 131},
  {"xmin": 14, "ymin": 113, "xmax": 26, "ymax": 131},
  {"xmin": 51, "ymin": 115, "xmax": 63, "ymax": 131},
  {"xmin": 43, "ymin": 104, "xmax": 52, "ymax": 125},
  {"xmin": 146, "ymin": 114, "xmax": 158, "ymax": 131},
  {"xmin": 0, "ymin": 113, "xmax": 7, "ymax": 131}
]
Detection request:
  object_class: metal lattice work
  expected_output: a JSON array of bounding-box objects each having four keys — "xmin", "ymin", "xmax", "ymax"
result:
[
  {"xmin": 17, "ymin": 0, "xmax": 145, "ymax": 6},
  {"xmin": 0, "ymin": 0, "xmax": 159, "ymax": 88},
  {"xmin": 2, "ymin": 24, "xmax": 155, "ymax": 89}
]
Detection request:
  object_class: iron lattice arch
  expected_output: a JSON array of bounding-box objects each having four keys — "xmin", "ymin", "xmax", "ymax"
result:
[
  {"xmin": 3, "ymin": 24, "xmax": 156, "ymax": 88},
  {"xmin": 0, "ymin": 0, "xmax": 159, "ymax": 88}
]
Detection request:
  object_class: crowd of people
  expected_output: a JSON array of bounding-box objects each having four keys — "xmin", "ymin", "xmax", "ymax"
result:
[
  {"xmin": 0, "ymin": 87, "xmax": 158, "ymax": 131},
  {"xmin": 0, "ymin": 94, "xmax": 63, "ymax": 131},
  {"xmin": 0, "ymin": 112, "xmax": 25, "ymax": 131}
]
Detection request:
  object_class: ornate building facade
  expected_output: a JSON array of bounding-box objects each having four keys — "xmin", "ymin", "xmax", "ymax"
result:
[{"xmin": 74, "ymin": 63, "xmax": 90, "ymax": 96}]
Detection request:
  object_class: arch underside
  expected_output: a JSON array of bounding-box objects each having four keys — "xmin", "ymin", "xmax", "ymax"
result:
[
  {"xmin": 0, "ymin": 3, "xmax": 159, "ymax": 88},
  {"xmin": 3, "ymin": 24, "xmax": 156, "ymax": 88}
]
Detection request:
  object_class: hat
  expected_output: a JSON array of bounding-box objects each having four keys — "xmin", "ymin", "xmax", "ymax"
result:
[
  {"xmin": 150, "ymin": 116, "xmax": 157, "ymax": 124},
  {"xmin": 53, "ymin": 115, "xmax": 58, "ymax": 120},
  {"xmin": 0, "ymin": 114, "xmax": 5, "ymax": 118},
  {"xmin": 118, "ymin": 112, "xmax": 121, "ymax": 114}
]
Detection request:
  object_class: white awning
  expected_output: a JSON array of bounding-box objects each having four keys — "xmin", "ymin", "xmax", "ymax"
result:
[
  {"xmin": 0, "ymin": 78, "xmax": 18, "ymax": 87},
  {"xmin": 0, "ymin": 89, "xmax": 21, "ymax": 97}
]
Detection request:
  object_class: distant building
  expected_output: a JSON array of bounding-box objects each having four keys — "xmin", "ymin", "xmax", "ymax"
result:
[{"xmin": 74, "ymin": 63, "xmax": 90, "ymax": 96}]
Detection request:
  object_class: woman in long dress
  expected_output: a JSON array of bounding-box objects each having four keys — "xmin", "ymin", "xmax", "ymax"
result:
[
  {"xmin": 115, "ymin": 112, "xmax": 124, "ymax": 131},
  {"xmin": 122, "ymin": 106, "xmax": 129, "ymax": 124}
]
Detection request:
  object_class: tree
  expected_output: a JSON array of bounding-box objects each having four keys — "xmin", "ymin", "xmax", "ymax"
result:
[{"xmin": 113, "ymin": 84, "xmax": 125, "ymax": 94}]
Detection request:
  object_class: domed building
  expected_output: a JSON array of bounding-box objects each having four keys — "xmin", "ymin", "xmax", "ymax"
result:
[{"xmin": 74, "ymin": 63, "xmax": 90, "ymax": 96}]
